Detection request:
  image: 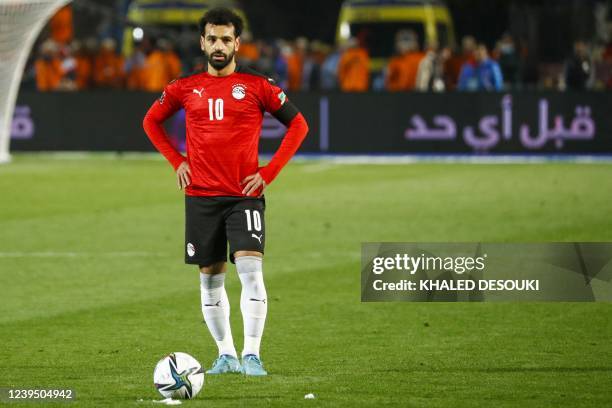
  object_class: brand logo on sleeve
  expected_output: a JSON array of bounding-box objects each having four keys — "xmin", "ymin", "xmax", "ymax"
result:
[
  {"xmin": 277, "ymin": 91, "xmax": 286, "ymax": 105},
  {"xmin": 232, "ymin": 84, "xmax": 246, "ymax": 100}
]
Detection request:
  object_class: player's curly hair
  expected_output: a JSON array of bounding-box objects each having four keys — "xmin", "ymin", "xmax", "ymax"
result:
[{"xmin": 198, "ymin": 7, "xmax": 243, "ymax": 38}]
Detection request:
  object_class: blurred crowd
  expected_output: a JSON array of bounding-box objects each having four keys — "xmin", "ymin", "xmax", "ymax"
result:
[
  {"xmin": 29, "ymin": 5, "xmax": 182, "ymax": 92},
  {"xmin": 28, "ymin": 6, "xmax": 612, "ymax": 93}
]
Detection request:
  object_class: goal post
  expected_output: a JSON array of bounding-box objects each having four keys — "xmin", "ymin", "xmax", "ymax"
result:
[{"xmin": 0, "ymin": 0, "xmax": 70, "ymax": 163}]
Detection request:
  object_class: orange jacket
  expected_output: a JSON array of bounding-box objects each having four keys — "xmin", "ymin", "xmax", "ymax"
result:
[
  {"xmin": 75, "ymin": 55, "xmax": 93, "ymax": 89},
  {"xmin": 338, "ymin": 47, "xmax": 370, "ymax": 92},
  {"xmin": 141, "ymin": 50, "xmax": 169, "ymax": 92},
  {"xmin": 238, "ymin": 42, "xmax": 260, "ymax": 63},
  {"xmin": 35, "ymin": 58, "xmax": 63, "ymax": 91},
  {"xmin": 385, "ymin": 51, "xmax": 425, "ymax": 91},
  {"xmin": 94, "ymin": 50, "xmax": 124, "ymax": 88},
  {"xmin": 386, "ymin": 54, "xmax": 408, "ymax": 91},
  {"xmin": 127, "ymin": 65, "xmax": 146, "ymax": 90},
  {"xmin": 403, "ymin": 51, "xmax": 425, "ymax": 90},
  {"xmin": 50, "ymin": 6, "xmax": 73, "ymax": 45},
  {"xmin": 163, "ymin": 51, "xmax": 182, "ymax": 82},
  {"xmin": 286, "ymin": 52, "xmax": 304, "ymax": 91}
]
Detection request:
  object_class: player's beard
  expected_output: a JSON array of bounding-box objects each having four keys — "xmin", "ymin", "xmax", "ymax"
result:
[{"xmin": 207, "ymin": 50, "xmax": 235, "ymax": 71}]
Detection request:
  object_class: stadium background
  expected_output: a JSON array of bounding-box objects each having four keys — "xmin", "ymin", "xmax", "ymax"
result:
[{"xmin": 2, "ymin": 0, "xmax": 612, "ymax": 406}]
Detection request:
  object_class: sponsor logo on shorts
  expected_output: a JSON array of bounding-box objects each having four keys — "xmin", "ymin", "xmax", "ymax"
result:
[
  {"xmin": 187, "ymin": 243, "xmax": 195, "ymax": 257},
  {"xmin": 251, "ymin": 233, "xmax": 263, "ymax": 244}
]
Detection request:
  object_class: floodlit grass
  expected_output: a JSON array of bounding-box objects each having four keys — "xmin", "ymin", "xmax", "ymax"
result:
[{"xmin": 1, "ymin": 154, "xmax": 611, "ymax": 407}]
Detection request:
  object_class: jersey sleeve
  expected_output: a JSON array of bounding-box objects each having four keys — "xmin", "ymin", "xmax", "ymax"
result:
[
  {"xmin": 260, "ymin": 77, "xmax": 299, "ymax": 126},
  {"xmin": 142, "ymin": 80, "xmax": 186, "ymax": 170},
  {"xmin": 158, "ymin": 80, "xmax": 183, "ymax": 112},
  {"xmin": 257, "ymin": 78, "xmax": 309, "ymax": 185}
]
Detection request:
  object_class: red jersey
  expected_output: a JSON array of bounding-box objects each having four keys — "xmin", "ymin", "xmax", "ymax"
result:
[{"xmin": 143, "ymin": 65, "xmax": 308, "ymax": 197}]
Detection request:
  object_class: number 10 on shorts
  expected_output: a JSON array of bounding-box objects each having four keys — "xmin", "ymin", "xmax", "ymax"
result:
[{"xmin": 244, "ymin": 209, "xmax": 262, "ymax": 231}]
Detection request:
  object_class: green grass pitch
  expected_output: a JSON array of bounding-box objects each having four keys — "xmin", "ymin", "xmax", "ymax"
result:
[{"xmin": 1, "ymin": 154, "xmax": 611, "ymax": 407}]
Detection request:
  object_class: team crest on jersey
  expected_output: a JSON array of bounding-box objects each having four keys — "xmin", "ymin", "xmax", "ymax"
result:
[
  {"xmin": 232, "ymin": 84, "xmax": 247, "ymax": 100},
  {"xmin": 277, "ymin": 91, "xmax": 287, "ymax": 105}
]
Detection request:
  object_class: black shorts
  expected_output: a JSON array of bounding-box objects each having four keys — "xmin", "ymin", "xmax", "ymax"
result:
[{"xmin": 185, "ymin": 195, "xmax": 265, "ymax": 266}]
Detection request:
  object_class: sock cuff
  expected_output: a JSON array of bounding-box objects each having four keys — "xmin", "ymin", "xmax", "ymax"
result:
[
  {"xmin": 200, "ymin": 272, "xmax": 226, "ymax": 289},
  {"xmin": 235, "ymin": 256, "xmax": 262, "ymax": 274}
]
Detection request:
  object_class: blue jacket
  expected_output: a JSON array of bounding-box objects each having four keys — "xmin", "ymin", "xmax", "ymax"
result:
[{"xmin": 458, "ymin": 59, "xmax": 503, "ymax": 91}]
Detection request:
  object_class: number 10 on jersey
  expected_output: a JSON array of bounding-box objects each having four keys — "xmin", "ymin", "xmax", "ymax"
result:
[{"xmin": 208, "ymin": 98, "xmax": 224, "ymax": 120}]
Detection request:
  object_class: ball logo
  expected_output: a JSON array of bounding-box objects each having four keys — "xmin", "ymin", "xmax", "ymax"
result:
[
  {"xmin": 187, "ymin": 243, "xmax": 195, "ymax": 257},
  {"xmin": 232, "ymin": 84, "xmax": 246, "ymax": 100}
]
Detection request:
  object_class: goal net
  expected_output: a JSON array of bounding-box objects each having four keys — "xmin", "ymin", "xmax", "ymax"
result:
[{"xmin": 0, "ymin": 0, "xmax": 69, "ymax": 163}]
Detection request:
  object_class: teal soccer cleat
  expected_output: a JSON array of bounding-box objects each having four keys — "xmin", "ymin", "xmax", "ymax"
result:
[
  {"xmin": 241, "ymin": 354, "xmax": 268, "ymax": 376},
  {"xmin": 206, "ymin": 354, "xmax": 242, "ymax": 374}
]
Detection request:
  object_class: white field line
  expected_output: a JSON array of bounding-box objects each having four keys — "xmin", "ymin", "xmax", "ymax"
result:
[{"xmin": 0, "ymin": 251, "xmax": 169, "ymax": 258}]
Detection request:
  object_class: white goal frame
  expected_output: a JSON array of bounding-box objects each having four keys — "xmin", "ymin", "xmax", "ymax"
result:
[{"xmin": 0, "ymin": 0, "xmax": 70, "ymax": 163}]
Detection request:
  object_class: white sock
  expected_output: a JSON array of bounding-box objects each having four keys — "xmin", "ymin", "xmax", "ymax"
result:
[
  {"xmin": 235, "ymin": 256, "xmax": 267, "ymax": 358},
  {"xmin": 200, "ymin": 273, "xmax": 237, "ymax": 358}
]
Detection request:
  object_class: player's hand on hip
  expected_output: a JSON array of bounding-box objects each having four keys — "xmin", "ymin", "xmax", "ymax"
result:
[
  {"xmin": 176, "ymin": 162, "xmax": 191, "ymax": 190},
  {"xmin": 241, "ymin": 172, "xmax": 266, "ymax": 197}
]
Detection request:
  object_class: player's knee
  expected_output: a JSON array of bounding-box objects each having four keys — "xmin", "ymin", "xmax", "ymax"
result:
[
  {"xmin": 234, "ymin": 250, "xmax": 262, "ymax": 259},
  {"xmin": 199, "ymin": 261, "xmax": 226, "ymax": 275},
  {"xmin": 253, "ymin": 282, "xmax": 267, "ymax": 297},
  {"xmin": 241, "ymin": 275, "xmax": 265, "ymax": 293}
]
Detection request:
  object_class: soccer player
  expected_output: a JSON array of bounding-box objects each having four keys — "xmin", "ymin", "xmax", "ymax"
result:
[{"xmin": 142, "ymin": 8, "xmax": 309, "ymax": 376}]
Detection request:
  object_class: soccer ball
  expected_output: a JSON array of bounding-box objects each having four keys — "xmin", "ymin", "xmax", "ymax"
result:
[{"xmin": 153, "ymin": 352, "xmax": 205, "ymax": 399}]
